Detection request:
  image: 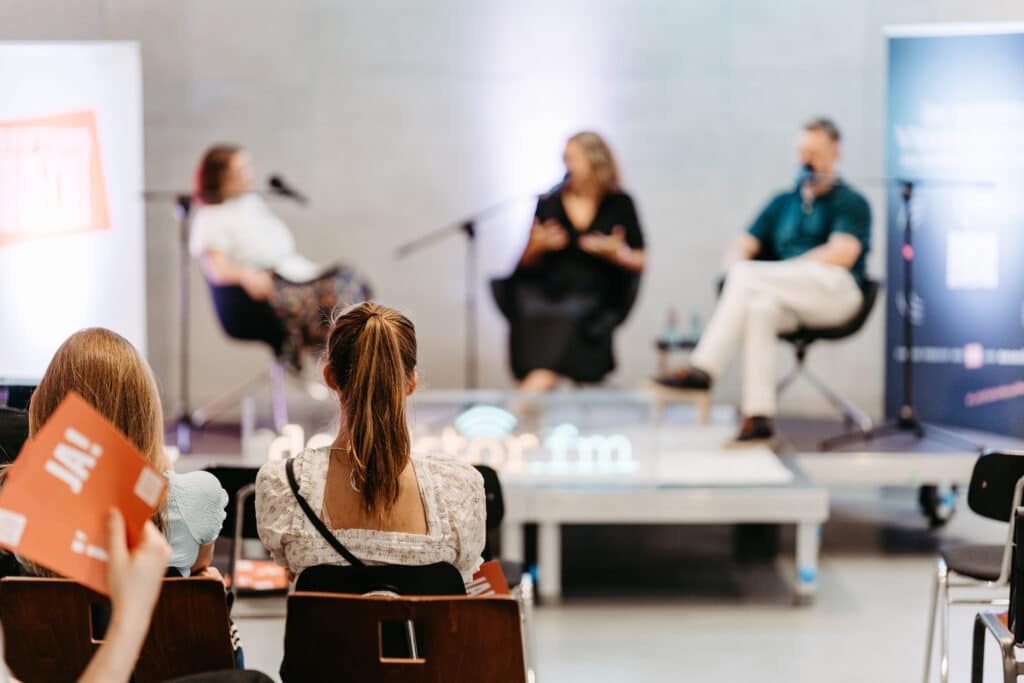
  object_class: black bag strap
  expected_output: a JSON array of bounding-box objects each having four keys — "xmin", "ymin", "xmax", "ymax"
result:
[{"xmin": 285, "ymin": 457, "xmax": 365, "ymax": 567}]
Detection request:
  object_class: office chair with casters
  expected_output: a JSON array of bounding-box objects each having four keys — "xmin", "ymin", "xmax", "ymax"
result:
[
  {"xmin": 187, "ymin": 282, "xmax": 291, "ymax": 435},
  {"xmin": 922, "ymin": 450, "xmax": 1024, "ymax": 683},
  {"xmin": 776, "ymin": 278, "xmax": 881, "ymax": 450}
]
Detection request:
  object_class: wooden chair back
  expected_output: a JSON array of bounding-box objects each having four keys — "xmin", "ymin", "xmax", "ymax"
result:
[
  {"xmin": 0, "ymin": 578, "xmax": 98, "ymax": 682},
  {"xmin": 282, "ymin": 592, "xmax": 526, "ymax": 683},
  {"xmin": 0, "ymin": 576, "xmax": 235, "ymax": 683},
  {"xmin": 133, "ymin": 577, "xmax": 236, "ymax": 681}
]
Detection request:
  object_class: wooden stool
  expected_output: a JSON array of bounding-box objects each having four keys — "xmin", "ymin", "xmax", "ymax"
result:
[
  {"xmin": 652, "ymin": 337, "xmax": 709, "ymax": 425},
  {"xmin": 649, "ymin": 381, "xmax": 711, "ymax": 425}
]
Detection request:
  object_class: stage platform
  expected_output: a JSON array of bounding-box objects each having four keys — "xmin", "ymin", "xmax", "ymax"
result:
[{"xmin": 172, "ymin": 387, "xmax": 1022, "ymax": 604}]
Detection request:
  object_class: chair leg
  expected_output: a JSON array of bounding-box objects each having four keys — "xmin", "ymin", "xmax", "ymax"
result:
[
  {"xmin": 800, "ymin": 366, "xmax": 874, "ymax": 436},
  {"xmin": 191, "ymin": 370, "xmax": 270, "ymax": 428},
  {"xmin": 404, "ymin": 620, "xmax": 420, "ymax": 659},
  {"xmin": 517, "ymin": 572, "xmax": 537, "ymax": 682},
  {"xmin": 923, "ymin": 559, "xmax": 943, "ymax": 683},
  {"xmin": 939, "ymin": 560, "xmax": 951, "ymax": 683},
  {"xmin": 972, "ymin": 612, "xmax": 986, "ymax": 683},
  {"xmin": 777, "ymin": 361, "xmax": 801, "ymax": 394},
  {"xmin": 972, "ymin": 611, "xmax": 1022, "ymax": 683}
]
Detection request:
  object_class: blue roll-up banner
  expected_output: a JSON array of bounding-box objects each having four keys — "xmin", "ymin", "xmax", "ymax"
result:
[{"xmin": 886, "ymin": 25, "xmax": 1024, "ymax": 438}]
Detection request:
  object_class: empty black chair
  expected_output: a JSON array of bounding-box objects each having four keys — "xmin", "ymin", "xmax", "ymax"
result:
[
  {"xmin": 474, "ymin": 464, "xmax": 530, "ymax": 589},
  {"xmin": 776, "ymin": 278, "xmax": 881, "ymax": 449},
  {"xmin": 203, "ymin": 465, "xmax": 288, "ymax": 596},
  {"xmin": 473, "ymin": 465, "xmax": 536, "ymax": 679},
  {"xmin": 923, "ymin": 450, "xmax": 1024, "ymax": 683}
]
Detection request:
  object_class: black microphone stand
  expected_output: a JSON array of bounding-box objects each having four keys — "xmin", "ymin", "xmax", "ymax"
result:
[
  {"xmin": 395, "ymin": 191, "xmax": 543, "ymax": 389},
  {"xmin": 824, "ymin": 177, "xmax": 987, "ymax": 454},
  {"xmin": 143, "ymin": 191, "xmax": 194, "ymax": 452}
]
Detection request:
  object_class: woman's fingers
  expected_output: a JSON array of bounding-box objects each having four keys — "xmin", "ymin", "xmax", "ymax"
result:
[{"xmin": 106, "ymin": 509, "xmax": 128, "ymax": 568}]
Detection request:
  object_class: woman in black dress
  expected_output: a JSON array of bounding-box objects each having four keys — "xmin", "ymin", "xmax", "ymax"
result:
[{"xmin": 501, "ymin": 132, "xmax": 646, "ymax": 391}]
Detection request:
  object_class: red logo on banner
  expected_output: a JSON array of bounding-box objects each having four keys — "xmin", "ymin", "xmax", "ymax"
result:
[{"xmin": 0, "ymin": 110, "xmax": 110, "ymax": 246}]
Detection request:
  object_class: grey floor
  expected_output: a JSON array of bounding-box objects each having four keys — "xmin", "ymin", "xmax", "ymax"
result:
[{"xmin": 228, "ymin": 490, "xmax": 1011, "ymax": 682}]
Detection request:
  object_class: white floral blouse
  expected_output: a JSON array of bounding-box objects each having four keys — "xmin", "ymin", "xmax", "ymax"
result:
[{"xmin": 255, "ymin": 448, "xmax": 486, "ymax": 583}]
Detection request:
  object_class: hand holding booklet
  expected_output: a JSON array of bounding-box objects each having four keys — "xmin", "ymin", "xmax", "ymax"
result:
[
  {"xmin": 467, "ymin": 560, "xmax": 512, "ymax": 597},
  {"xmin": 0, "ymin": 392, "xmax": 167, "ymax": 595}
]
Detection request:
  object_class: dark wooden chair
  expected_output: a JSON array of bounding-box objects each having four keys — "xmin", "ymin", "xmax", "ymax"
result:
[
  {"xmin": 282, "ymin": 593, "xmax": 526, "ymax": 683},
  {"xmin": 0, "ymin": 576, "xmax": 235, "ymax": 682}
]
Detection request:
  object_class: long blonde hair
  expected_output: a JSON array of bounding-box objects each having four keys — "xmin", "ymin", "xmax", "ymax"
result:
[
  {"xmin": 28, "ymin": 328, "xmax": 168, "ymax": 473},
  {"xmin": 568, "ymin": 131, "xmax": 621, "ymax": 193},
  {"xmin": 325, "ymin": 302, "xmax": 416, "ymax": 523},
  {"xmin": 13, "ymin": 328, "xmax": 169, "ymax": 576}
]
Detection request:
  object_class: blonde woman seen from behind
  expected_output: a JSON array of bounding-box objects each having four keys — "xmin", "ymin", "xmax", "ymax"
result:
[
  {"xmin": 16, "ymin": 328, "xmax": 228, "ymax": 578},
  {"xmin": 256, "ymin": 302, "xmax": 486, "ymax": 584}
]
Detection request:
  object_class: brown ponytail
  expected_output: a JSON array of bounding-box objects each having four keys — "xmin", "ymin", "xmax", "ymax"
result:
[{"xmin": 326, "ymin": 302, "xmax": 417, "ymax": 522}]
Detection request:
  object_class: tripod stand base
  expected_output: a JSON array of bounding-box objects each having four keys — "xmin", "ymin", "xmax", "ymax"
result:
[{"xmin": 821, "ymin": 413, "xmax": 984, "ymax": 453}]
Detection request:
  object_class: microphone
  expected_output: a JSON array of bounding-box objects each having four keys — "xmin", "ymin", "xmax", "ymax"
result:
[
  {"xmin": 795, "ymin": 163, "xmax": 815, "ymax": 189},
  {"xmin": 268, "ymin": 175, "xmax": 309, "ymax": 204}
]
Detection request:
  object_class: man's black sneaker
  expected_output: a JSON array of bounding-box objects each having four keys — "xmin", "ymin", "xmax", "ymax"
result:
[
  {"xmin": 733, "ymin": 416, "xmax": 775, "ymax": 443},
  {"xmin": 653, "ymin": 366, "xmax": 713, "ymax": 391}
]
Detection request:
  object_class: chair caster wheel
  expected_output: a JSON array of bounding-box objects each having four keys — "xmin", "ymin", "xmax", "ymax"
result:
[{"xmin": 919, "ymin": 485, "xmax": 957, "ymax": 529}]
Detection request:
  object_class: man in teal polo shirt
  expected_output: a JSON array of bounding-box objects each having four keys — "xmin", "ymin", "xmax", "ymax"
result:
[{"xmin": 656, "ymin": 118, "xmax": 870, "ymax": 443}]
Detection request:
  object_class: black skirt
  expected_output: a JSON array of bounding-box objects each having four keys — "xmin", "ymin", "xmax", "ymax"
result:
[{"xmin": 497, "ymin": 190, "xmax": 645, "ymax": 383}]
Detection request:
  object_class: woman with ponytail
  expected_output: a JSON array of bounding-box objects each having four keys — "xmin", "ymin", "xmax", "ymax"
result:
[{"xmin": 255, "ymin": 302, "xmax": 486, "ymax": 583}]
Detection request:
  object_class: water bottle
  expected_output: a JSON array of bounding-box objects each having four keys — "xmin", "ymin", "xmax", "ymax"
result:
[
  {"xmin": 663, "ymin": 308, "xmax": 680, "ymax": 347},
  {"xmin": 689, "ymin": 308, "xmax": 702, "ymax": 343}
]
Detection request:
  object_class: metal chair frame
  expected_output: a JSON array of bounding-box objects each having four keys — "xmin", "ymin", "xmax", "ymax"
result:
[{"xmin": 924, "ymin": 476, "xmax": 1024, "ymax": 682}]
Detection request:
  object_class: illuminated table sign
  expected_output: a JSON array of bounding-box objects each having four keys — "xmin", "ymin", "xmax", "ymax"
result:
[{"xmin": 259, "ymin": 405, "xmax": 637, "ymax": 476}]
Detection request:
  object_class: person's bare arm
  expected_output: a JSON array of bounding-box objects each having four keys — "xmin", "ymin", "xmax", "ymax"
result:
[
  {"xmin": 189, "ymin": 542, "xmax": 216, "ymax": 575},
  {"xmin": 722, "ymin": 233, "xmax": 761, "ymax": 269},
  {"xmin": 799, "ymin": 233, "xmax": 862, "ymax": 269},
  {"xmin": 197, "ymin": 250, "xmax": 274, "ymax": 301},
  {"xmin": 518, "ymin": 219, "xmax": 569, "ymax": 268},
  {"xmin": 616, "ymin": 247, "xmax": 645, "ymax": 272},
  {"xmin": 76, "ymin": 513, "xmax": 170, "ymax": 683},
  {"xmin": 578, "ymin": 226, "xmax": 645, "ymax": 272}
]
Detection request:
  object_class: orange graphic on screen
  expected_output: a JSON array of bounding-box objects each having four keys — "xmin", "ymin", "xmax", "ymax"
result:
[{"xmin": 0, "ymin": 110, "xmax": 110, "ymax": 246}]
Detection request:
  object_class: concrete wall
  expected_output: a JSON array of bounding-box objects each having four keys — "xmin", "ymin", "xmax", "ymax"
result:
[{"xmin": 3, "ymin": 0, "xmax": 1022, "ymax": 419}]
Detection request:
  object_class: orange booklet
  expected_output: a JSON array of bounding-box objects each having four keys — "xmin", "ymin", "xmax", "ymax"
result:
[
  {"xmin": 467, "ymin": 560, "xmax": 511, "ymax": 597},
  {"xmin": 0, "ymin": 392, "xmax": 167, "ymax": 595},
  {"xmin": 229, "ymin": 559, "xmax": 289, "ymax": 592}
]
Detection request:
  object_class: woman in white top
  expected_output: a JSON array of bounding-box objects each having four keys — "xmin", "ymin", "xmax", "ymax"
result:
[
  {"xmin": 189, "ymin": 145, "xmax": 371, "ymax": 369},
  {"xmin": 256, "ymin": 302, "xmax": 486, "ymax": 584}
]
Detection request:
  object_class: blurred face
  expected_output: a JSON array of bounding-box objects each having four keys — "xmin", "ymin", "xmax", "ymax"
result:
[
  {"xmin": 797, "ymin": 128, "xmax": 840, "ymax": 178},
  {"xmin": 563, "ymin": 140, "xmax": 594, "ymax": 188},
  {"xmin": 222, "ymin": 150, "xmax": 255, "ymax": 199}
]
